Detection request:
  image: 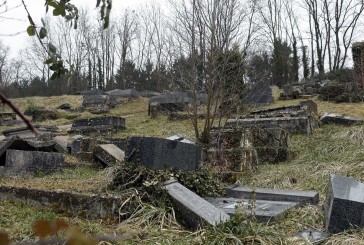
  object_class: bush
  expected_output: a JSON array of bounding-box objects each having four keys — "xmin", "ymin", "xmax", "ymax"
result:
[
  {"xmin": 319, "ymin": 82, "xmax": 345, "ymax": 101},
  {"xmin": 24, "ymin": 104, "xmax": 59, "ymax": 122}
]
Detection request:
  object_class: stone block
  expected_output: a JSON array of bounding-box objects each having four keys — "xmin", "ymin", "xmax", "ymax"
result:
[
  {"xmin": 3, "ymin": 126, "xmax": 57, "ymax": 139},
  {"xmin": 126, "ymin": 137, "xmax": 201, "ymax": 171},
  {"xmin": 325, "ymin": 174, "xmax": 364, "ymax": 233},
  {"xmin": 164, "ymin": 180, "xmax": 230, "ymax": 229},
  {"xmin": 94, "ymin": 144, "xmax": 125, "ymax": 166},
  {"xmin": 205, "ymin": 197, "xmax": 298, "ymax": 220},
  {"xmin": 53, "ymin": 136, "xmax": 69, "ymax": 153},
  {"xmin": 70, "ymin": 137, "xmax": 96, "ymax": 161},
  {"xmin": 4, "ymin": 150, "xmax": 64, "ymax": 175},
  {"xmin": 71, "ymin": 116, "xmax": 125, "ymax": 135},
  {"xmin": 226, "ymin": 184, "xmax": 319, "ymax": 205},
  {"xmin": 320, "ymin": 112, "xmax": 364, "ymax": 126}
]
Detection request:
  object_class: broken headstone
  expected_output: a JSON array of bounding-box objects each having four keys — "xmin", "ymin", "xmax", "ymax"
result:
[
  {"xmin": 325, "ymin": 174, "xmax": 364, "ymax": 233},
  {"xmin": 226, "ymin": 184, "xmax": 319, "ymax": 205},
  {"xmin": 70, "ymin": 116, "xmax": 125, "ymax": 135},
  {"xmin": 164, "ymin": 180, "xmax": 230, "ymax": 229},
  {"xmin": 53, "ymin": 135, "xmax": 69, "ymax": 153},
  {"xmin": 94, "ymin": 144, "xmax": 125, "ymax": 166},
  {"xmin": 320, "ymin": 112, "xmax": 364, "ymax": 126},
  {"xmin": 126, "ymin": 137, "xmax": 201, "ymax": 171}
]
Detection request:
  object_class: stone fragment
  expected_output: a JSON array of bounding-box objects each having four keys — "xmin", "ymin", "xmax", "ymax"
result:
[
  {"xmin": 57, "ymin": 103, "xmax": 71, "ymax": 110},
  {"xmin": 320, "ymin": 112, "xmax": 364, "ymax": 126},
  {"xmin": 164, "ymin": 180, "xmax": 230, "ymax": 229},
  {"xmin": 53, "ymin": 136, "xmax": 69, "ymax": 153},
  {"xmin": 226, "ymin": 184, "xmax": 319, "ymax": 205},
  {"xmin": 4, "ymin": 149, "xmax": 64, "ymax": 175},
  {"xmin": 126, "ymin": 137, "xmax": 201, "ymax": 171},
  {"xmin": 94, "ymin": 144, "xmax": 125, "ymax": 166},
  {"xmin": 325, "ymin": 174, "xmax": 364, "ymax": 233},
  {"xmin": 205, "ymin": 197, "xmax": 298, "ymax": 220},
  {"xmin": 294, "ymin": 229, "xmax": 328, "ymax": 243}
]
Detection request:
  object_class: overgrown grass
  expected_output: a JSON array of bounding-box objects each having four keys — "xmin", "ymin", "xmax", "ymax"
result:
[{"xmin": 3, "ymin": 95, "xmax": 364, "ymax": 243}]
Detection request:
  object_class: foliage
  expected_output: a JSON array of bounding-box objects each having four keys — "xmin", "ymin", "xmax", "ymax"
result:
[
  {"xmin": 246, "ymin": 52, "xmax": 272, "ymax": 84},
  {"xmin": 203, "ymin": 208, "xmax": 285, "ymax": 244},
  {"xmin": 272, "ymin": 38, "xmax": 292, "ymax": 87},
  {"xmin": 319, "ymin": 81, "xmax": 345, "ymax": 101}
]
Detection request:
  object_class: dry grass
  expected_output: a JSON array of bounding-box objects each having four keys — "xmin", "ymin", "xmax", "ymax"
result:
[{"xmin": 3, "ymin": 95, "xmax": 364, "ymax": 243}]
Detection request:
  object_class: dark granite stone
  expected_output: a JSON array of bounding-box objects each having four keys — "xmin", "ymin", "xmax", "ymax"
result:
[
  {"xmin": 4, "ymin": 149, "xmax": 64, "ymax": 175},
  {"xmin": 164, "ymin": 180, "xmax": 230, "ymax": 229},
  {"xmin": 126, "ymin": 137, "xmax": 201, "ymax": 170},
  {"xmin": 57, "ymin": 103, "xmax": 72, "ymax": 110},
  {"xmin": 226, "ymin": 184, "xmax": 319, "ymax": 205},
  {"xmin": 70, "ymin": 137, "xmax": 96, "ymax": 161},
  {"xmin": 204, "ymin": 197, "xmax": 298, "ymax": 220},
  {"xmin": 325, "ymin": 174, "xmax": 364, "ymax": 233}
]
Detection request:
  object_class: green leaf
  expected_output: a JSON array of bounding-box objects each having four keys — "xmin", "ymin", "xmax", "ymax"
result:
[
  {"xmin": 47, "ymin": 1, "xmax": 59, "ymax": 9},
  {"xmin": 48, "ymin": 43, "xmax": 57, "ymax": 53},
  {"xmin": 39, "ymin": 28, "xmax": 47, "ymax": 39},
  {"xmin": 26, "ymin": 26, "xmax": 36, "ymax": 36}
]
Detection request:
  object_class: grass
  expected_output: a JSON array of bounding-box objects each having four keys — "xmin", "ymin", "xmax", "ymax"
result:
[{"xmin": 3, "ymin": 95, "xmax": 364, "ymax": 243}]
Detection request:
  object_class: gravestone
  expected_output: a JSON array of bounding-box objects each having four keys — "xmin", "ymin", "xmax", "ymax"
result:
[
  {"xmin": 148, "ymin": 92, "xmax": 192, "ymax": 115},
  {"xmin": 226, "ymin": 185, "xmax": 319, "ymax": 205},
  {"xmin": 126, "ymin": 136, "xmax": 201, "ymax": 171},
  {"xmin": 70, "ymin": 116, "xmax": 125, "ymax": 135},
  {"xmin": 105, "ymin": 89, "xmax": 140, "ymax": 99},
  {"xmin": 164, "ymin": 180, "xmax": 230, "ymax": 229},
  {"xmin": 82, "ymin": 94, "xmax": 116, "ymax": 109},
  {"xmin": 325, "ymin": 174, "xmax": 364, "ymax": 233},
  {"xmin": 244, "ymin": 86, "xmax": 274, "ymax": 105},
  {"xmin": 3, "ymin": 126, "xmax": 57, "ymax": 139},
  {"xmin": 94, "ymin": 144, "xmax": 125, "ymax": 166},
  {"xmin": 3, "ymin": 150, "xmax": 64, "ymax": 175},
  {"xmin": 320, "ymin": 112, "xmax": 364, "ymax": 126},
  {"xmin": 70, "ymin": 137, "xmax": 96, "ymax": 161},
  {"xmin": 53, "ymin": 136, "xmax": 69, "ymax": 153},
  {"xmin": 204, "ymin": 197, "xmax": 298, "ymax": 220}
]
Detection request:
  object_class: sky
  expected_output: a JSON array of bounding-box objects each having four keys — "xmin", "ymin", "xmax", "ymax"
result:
[{"xmin": 0, "ymin": 0, "xmax": 157, "ymax": 56}]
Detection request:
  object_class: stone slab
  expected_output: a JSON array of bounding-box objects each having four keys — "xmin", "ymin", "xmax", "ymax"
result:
[
  {"xmin": 225, "ymin": 117, "xmax": 314, "ymax": 134},
  {"xmin": 71, "ymin": 116, "xmax": 125, "ymax": 135},
  {"xmin": 4, "ymin": 149, "xmax": 64, "ymax": 175},
  {"xmin": 164, "ymin": 180, "xmax": 230, "ymax": 229},
  {"xmin": 294, "ymin": 229, "xmax": 328, "ymax": 243},
  {"xmin": 320, "ymin": 112, "xmax": 364, "ymax": 126},
  {"xmin": 53, "ymin": 136, "xmax": 69, "ymax": 153},
  {"xmin": 2, "ymin": 126, "xmax": 58, "ymax": 139},
  {"xmin": 0, "ymin": 185, "xmax": 123, "ymax": 219},
  {"xmin": 226, "ymin": 184, "xmax": 319, "ymax": 205},
  {"xmin": 325, "ymin": 174, "xmax": 364, "ymax": 233},
  {"xmin": 126, "ymin": 137, "xmax": 201, "ymax": 170},
  {"xmin": 94, "ymin": 144, "xmax": 125, "ymax": 166},
  {"xmin": 204, "ymin": 197, "xmax": 298, "ymax": 220}
]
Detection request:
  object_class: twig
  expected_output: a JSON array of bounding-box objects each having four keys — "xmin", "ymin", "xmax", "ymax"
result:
[{"xmin": 0, "ymin": 92, "xmax": 38, "ymax": 136}]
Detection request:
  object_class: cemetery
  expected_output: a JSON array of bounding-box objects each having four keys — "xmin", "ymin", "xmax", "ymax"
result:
[{"xmin": 1, "ymin": 88, "xmax": 364, "ymax": 244}]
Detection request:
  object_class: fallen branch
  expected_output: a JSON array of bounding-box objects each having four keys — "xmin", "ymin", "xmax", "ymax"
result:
[{"xmin": 0, "ymin": 92, "xmax": 38, "ymax": 136}]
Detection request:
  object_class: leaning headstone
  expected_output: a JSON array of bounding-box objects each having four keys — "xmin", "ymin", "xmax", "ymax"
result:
[
  {"xmin": 325, "ymin": 174, "xmax": 364, "ymax": 233},
  {"xmin": 70, "ymin": 116, "xmax": 125, "ymax": 135},
  {"xmin": 164, "ymin": 180, "xmax": 230, "ymax": 229},
  {"xmin": 226, "ymin": 185, "xmax": 319, "ymax": 205},
  {"xmin": 94, "ymin": 144, "xmax": 125, "ymax": 166},
  {"xmin": 320, "ymin": 112, "xmax": 364, "ymax": 126},
  {"xmin": 204, "ymin": 197, "xmax": 298, "ymax": 220},
  {"xmin": 3, "ymin": 150, "xmax": 64, "ymax": 175},
  {"xmin": 126, "ymin": 137, "xmax": 201, "ymax": 171}
]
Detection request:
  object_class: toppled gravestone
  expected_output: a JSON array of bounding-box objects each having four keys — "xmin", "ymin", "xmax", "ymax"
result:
[
  {"xmin": 94, "ymin": 144, "xmax": 125, "ymax": 166},
  {"xmin": 320, "ymin": 112, "xmax": 364, "ymax": 126},
  {"xmin": 3, "ymin": 126, "xmax": 58, "ymax": 139},
  {"xmin": 82, "ymin": 94, "xmax": 117, "ymax": 109},
  {"xmin": 209, "ymin": 127, "xmax": 288, "ymax": 171},
  {"xmin": 70, "ymin": 116, "xmax": 125, "ymax": 135},
  {"xmin": 0, "ymin": 186, "xmax": 123, "ymax": 219},
  {"xmin": 2, "ymin": 150, "xmax": 64, "ymax": 175},
  {"xmin": 225, "ymin": 184, "xmax": 319, "ymax": 205},
  {"xmin": 126, "ymin": 136, "xmax": 201, "ymax": 171},
  {"xmin": 164, "ymin": 180, "xmax": 230, "ymax": 229},
  {"xmin": 325, "ymin": 174, "xmax": 364, "ymax": 233},
  {"xmin": 204, "ymin": 197, "xmax": 298, "ymax": 221}
]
